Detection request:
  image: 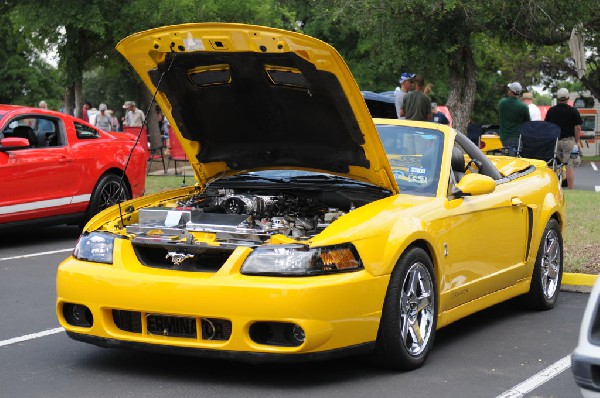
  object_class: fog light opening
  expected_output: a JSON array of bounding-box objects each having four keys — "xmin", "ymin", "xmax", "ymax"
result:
[
  {"xmin": 201, "ymin": 318, "xmax": 216, "ymax": 340},
  {"xmin": 291, "ymin": 324, "xmax": 305, "ymax": 344},
  {"xmin": 63, "ymin": 303, "xmax": 93, "ymax": 328}
]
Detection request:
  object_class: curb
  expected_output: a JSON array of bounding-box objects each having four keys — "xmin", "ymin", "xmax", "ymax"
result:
[{"xmin": 561, "ymin": 273, "xmax": 598, "ymax": 293}]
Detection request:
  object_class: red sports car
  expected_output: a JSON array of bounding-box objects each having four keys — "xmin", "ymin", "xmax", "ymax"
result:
[{"xmin": 0, "ymin": 105, "xmax": 147, "ymax": 229}]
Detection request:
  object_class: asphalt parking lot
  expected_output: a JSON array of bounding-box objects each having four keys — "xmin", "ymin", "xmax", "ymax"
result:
[{"xmin": 0, "ymin": 226, "xmax": 589, "ymax": 398}]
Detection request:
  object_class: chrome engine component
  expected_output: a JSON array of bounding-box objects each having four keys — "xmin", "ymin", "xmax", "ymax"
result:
[{"xmin": 126, "ymin": 189, "xmax": 349, "ymax": 246}]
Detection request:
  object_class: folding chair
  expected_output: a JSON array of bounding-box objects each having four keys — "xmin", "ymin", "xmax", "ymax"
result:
[
  {"xmin": 123, "ymin": 127, "xmax": 166, "ymax": 174},
  {"xmin": 517, "ymin": 121, "xmax": 563, "ymax": 180},
  {"xmin": 166, "ymin": 126, "xmax": 188, "ymax": 175}
]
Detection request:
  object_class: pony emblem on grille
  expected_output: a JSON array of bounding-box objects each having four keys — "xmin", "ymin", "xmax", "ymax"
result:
[{"xmin": 166, "ymin": 251, "xmax": 195, "ymax": 265}]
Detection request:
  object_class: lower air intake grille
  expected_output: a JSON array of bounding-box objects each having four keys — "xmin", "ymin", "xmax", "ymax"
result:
[{"xmin": 113, "ymin": 310, "xmax": 142, "ymax": 333}]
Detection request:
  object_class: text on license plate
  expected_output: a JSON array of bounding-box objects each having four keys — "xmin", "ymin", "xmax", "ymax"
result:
[{"xmin": 147, "ymin": 314, "xmax": 197, "ymax": 338}]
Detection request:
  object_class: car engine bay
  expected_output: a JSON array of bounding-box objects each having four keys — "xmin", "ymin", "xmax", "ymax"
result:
[{"xmin": 126, "ymin": 185, "xmax": 389, "ymax": 248}]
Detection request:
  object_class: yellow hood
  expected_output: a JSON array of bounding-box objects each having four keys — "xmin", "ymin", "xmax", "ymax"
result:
[{"xmin": 117, "ymin": 23, "xmax": 398, "ymax": 192}]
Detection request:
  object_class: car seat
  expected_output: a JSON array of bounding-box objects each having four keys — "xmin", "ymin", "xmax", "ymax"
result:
[{"xmin": 12, "ymin": 125, "xmax": 38, "ymax": 147}]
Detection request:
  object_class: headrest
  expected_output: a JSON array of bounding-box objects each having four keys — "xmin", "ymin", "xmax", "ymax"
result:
[
  {"xmin": 12, "ymin": 125, "xmax": 38, "ymax": 146},
  {"xmin": 451, "ymin": 146, "xmax": 465, "ymax": 172}
]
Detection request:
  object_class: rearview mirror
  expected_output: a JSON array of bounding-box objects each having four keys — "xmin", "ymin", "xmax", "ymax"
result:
[{"xmin": 454, "ymin": 173, "xmax": 495, "ymax": 197}]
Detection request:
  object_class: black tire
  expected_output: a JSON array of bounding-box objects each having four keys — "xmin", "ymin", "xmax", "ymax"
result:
[
  {"xmin": 525, "ymin": 218, "xmax": 563, "ymax": 310},
  {"xmin": 85, "ymin": 173, "xmax": 131, "ymax": 221},
  {"xmin": 372, "ymin": 247, "xmax": 437, "ymax": 370}
]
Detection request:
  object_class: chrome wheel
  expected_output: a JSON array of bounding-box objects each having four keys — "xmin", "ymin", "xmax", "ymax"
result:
[
  {"xmin": 399, "ymin": 262, "xmax": 434, "ymax": 356},
  {"xmin": 98, "ymin": 180, "xmax": 127, "ymax": 211},
  {"xmin": 541, "ymin": 229, "xmax": 561, "ymax": 299}
]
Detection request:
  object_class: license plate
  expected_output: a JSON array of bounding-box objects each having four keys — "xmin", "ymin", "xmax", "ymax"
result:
[{"xmin": 147, "ymin": 314, "xmax": 197, "ymax": 338}]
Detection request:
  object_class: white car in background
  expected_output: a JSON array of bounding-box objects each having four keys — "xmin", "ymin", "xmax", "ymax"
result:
[{"xmin": 572, "ymin": 278, "xmax": 600, "ymax": 397}]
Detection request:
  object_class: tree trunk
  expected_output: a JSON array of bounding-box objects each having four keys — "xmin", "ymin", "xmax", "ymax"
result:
[
  {"xmin": 446, "ymin": 45, "xmax": 477, "ymax": 134},
  {"xmin": 64, "ymin": 85, "xmax": 75, "ymax": 116},
  {"xmin": 62, "ymin": 25, "xmax": 85, "ymax": 119},
  {"xmin": 142, "ymin": 88, "xmax": 162, "ymax": 149},
  {"xmin": 74, "ymin": 80, "xmax": 83, "ymax": 118}
]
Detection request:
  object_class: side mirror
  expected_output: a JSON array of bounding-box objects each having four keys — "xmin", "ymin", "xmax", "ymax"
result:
[
  {"xmin": 0, "ymin": 137, "xmax": 30, "ymax": 150},
  {"xmin": 454, "ymin": 173, "xmax": 495, "ymax": 197}
]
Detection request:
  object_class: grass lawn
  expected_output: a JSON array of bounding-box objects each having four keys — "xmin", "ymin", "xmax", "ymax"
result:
[
  {"xmin": 564, "ymin": 190, "xmax": 600, "ymax": 274},
  {"xmin": 145, "ymin": 175, "xmax": 195, "ymax": 194},
  {"xmin": 144, "ymin": 176, "xmax": 599, "ymax": 273},
  {"xmin": 582, "ymin": 156, "xmax": 600, "ymax": 162}
]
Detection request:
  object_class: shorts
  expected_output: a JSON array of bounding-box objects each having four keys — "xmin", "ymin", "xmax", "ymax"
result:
[
  {"xmin": 501, "ymin": 136, "xmax": 519, "ymax": 156},
  {"xmin": 557, "ymin": 137, "xmax": 578, "ymax": 166}
]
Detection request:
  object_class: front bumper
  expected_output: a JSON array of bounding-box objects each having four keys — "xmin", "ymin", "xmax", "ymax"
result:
[
  {"xmin": 67, "ymin": 332, "xmax": 375, "ymax": 363},
  {"xmin": 56, "ymin": 240, "xmax": 389, "ymax": 358},
  {"xmin": 573, "ymin": 350, "xmax": 600, "ymax": 396}
]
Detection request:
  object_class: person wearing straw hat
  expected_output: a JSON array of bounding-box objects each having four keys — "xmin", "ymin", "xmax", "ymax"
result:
[{"xmin": 122, "ymin": 100, "xmax": 145, "ymax": 127}]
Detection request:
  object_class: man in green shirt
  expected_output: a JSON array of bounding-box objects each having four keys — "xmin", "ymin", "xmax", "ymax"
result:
[
  {"xmin": 401, "ymin": 75, "xmax": 432, "ymax": 121},
  {"xmin": 498, "ymin": 82, "xmax": 530, "ymax": 155}
]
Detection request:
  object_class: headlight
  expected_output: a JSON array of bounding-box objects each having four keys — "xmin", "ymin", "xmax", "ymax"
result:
[
  {"xmin": 73, "ymin": 232, "xmax": 118, "ymax": 264},
  {"xmin": 241, "ymin": 244, "xmax": 362, "ymax": 276}
]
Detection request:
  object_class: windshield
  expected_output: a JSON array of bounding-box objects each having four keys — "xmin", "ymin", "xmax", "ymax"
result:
[{"xmin": 375, "ymin": 124, "xmax": 444, "ymax": 196}]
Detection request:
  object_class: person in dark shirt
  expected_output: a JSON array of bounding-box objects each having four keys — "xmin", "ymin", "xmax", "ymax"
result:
[
  {"xmin": 431, "ymin": 103, "xmax": 449, "ymax": 125},
  {"xmin": 545, "ymin": 88, "xmax": 583, "ymax": 189},
  {"xmin": 467, "ymin": 119, "xmax": 483, "ymax": 146},
  {"xmin": 498, "ymin": 82, "xmax": 530, "ymax": 156},
  {"xmin": 401, "ymin": 75, "xmax": 432, "ymax": 121}
]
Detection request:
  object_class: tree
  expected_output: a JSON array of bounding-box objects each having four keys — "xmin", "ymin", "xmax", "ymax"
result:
[
  {"xmin": 0, "ymin": 3, "xmax": 62, "ymax": 107},
  {"xmin": 302, "ymin": 0, "xmax": 596, "ymax": 132},
  {"xmin": 9, "ymin": 0, "xmax": 297, "ymax": 147}
]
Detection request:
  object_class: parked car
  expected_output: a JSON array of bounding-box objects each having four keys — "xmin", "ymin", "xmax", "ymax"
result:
[
  {"xmin": 0, "ymin": 105, "xmax": 147, "ymax": 229},
  {"xmin": 572, "ymin": 277, "xmax": 600, "ymax": 397},
  {"xmin": 56, "ymin": 23, "xmax": 565, "ymax": 370}
]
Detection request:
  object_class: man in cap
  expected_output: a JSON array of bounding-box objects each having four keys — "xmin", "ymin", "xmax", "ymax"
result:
[
  {"xmin": 122, "ymin": 100, "xmax": 145, "ymax": 128},
  {"xmin": 394, "ymin": 72, "xmax": 415, "ymax": 119},
  {"xmin": 521, "ymin": 92, "xmax": 542, "ymax": 121},
  {"xmin": 545, "ymin": 88, "xmax": 583, "ymax": 189},
  {"xmin": 498, "ymin": 81, "xmax": 530, "ymax": 155},
  {"xmin": 401, "ymin": 74, "xmax": 432, "ymax": 121}
]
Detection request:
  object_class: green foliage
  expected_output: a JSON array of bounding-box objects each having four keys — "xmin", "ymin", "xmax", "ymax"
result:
[
  {"xmin": 4, "ymin": 0, "xmax": 598, "ymax": 125},
  {"xmin": 0, "ymin": 6, "xmax": 62, "ymax": 106}
]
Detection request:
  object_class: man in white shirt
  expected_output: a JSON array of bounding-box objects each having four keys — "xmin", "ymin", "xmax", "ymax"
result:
[
  {"xmin": 394, "ymin": 73, "xmax": 415, "ymax": 119},
  {"xmin": 522, "ymin": 92, "xmax": 542, "ymax": 121},
  {"xmin": 122, "ymin": 101, "xmax": 145, "ymax": 127}
]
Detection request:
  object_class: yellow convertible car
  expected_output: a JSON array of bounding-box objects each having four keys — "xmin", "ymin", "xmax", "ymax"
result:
[{"xmin": 56, "ymin": 23, "xmax": 565, "ymax": 370}]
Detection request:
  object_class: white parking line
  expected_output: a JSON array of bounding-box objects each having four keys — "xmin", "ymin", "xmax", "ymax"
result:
[
  {"xmin": 0, "ymin": 248, "xmax": 73, "ymax": 262},
  {"xmin": 495, "ymin": 354, "xmax": 571, "ymax": 398},
  {"xmin": 591, "ymin": 162, "xmax": 597, "ymax": 171},
  {"xmin": 0, "ymin": 327, "xmax": 64, "ymax": 348}
]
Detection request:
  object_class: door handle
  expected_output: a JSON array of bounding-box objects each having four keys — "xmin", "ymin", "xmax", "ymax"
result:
[{"xmin": 511, "ymin": 197, "xmax": 522, "ymax": 206}]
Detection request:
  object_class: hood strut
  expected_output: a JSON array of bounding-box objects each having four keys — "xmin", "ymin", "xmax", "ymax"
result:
[{"xmin": 116, "ymin": 53, "xmax": 178, "ymax": 227}]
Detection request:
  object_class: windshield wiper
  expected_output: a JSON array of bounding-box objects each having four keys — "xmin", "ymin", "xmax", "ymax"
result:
[
  {"xmin": 212, "ymin": 174, "xmax": 289, "ymax": 184},
  {"xmin": 288, "ymin": 174, "xmax": 379, "ymax": 188}
]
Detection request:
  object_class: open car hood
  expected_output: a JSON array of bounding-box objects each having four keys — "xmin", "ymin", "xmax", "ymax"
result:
[{"xmin": 117, "ymin": 23, "xmax": 398, "ymax": 193}]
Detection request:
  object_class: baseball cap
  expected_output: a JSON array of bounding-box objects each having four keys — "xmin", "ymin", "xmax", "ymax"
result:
[
  {"xmin": 399, "ymin": 73, "xmax": 416, "ymax": 84},
  {"xmin": 99, "ymin": 103, "xmax": 107, "ymax": 111},
  {"xmin": 522, "ymin": 92, "xmax": 533, "ymax": 99},
  {"xmin": 507, "ymin": 82, "xmax": 522, "ymax": 95},
  {"xmin": 122, "ymin": 100, "xmax": 135, "ymax": 108},
  {"xmin": 556, "ymin": 88, "xmax": 570, "ymax": 100}
]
